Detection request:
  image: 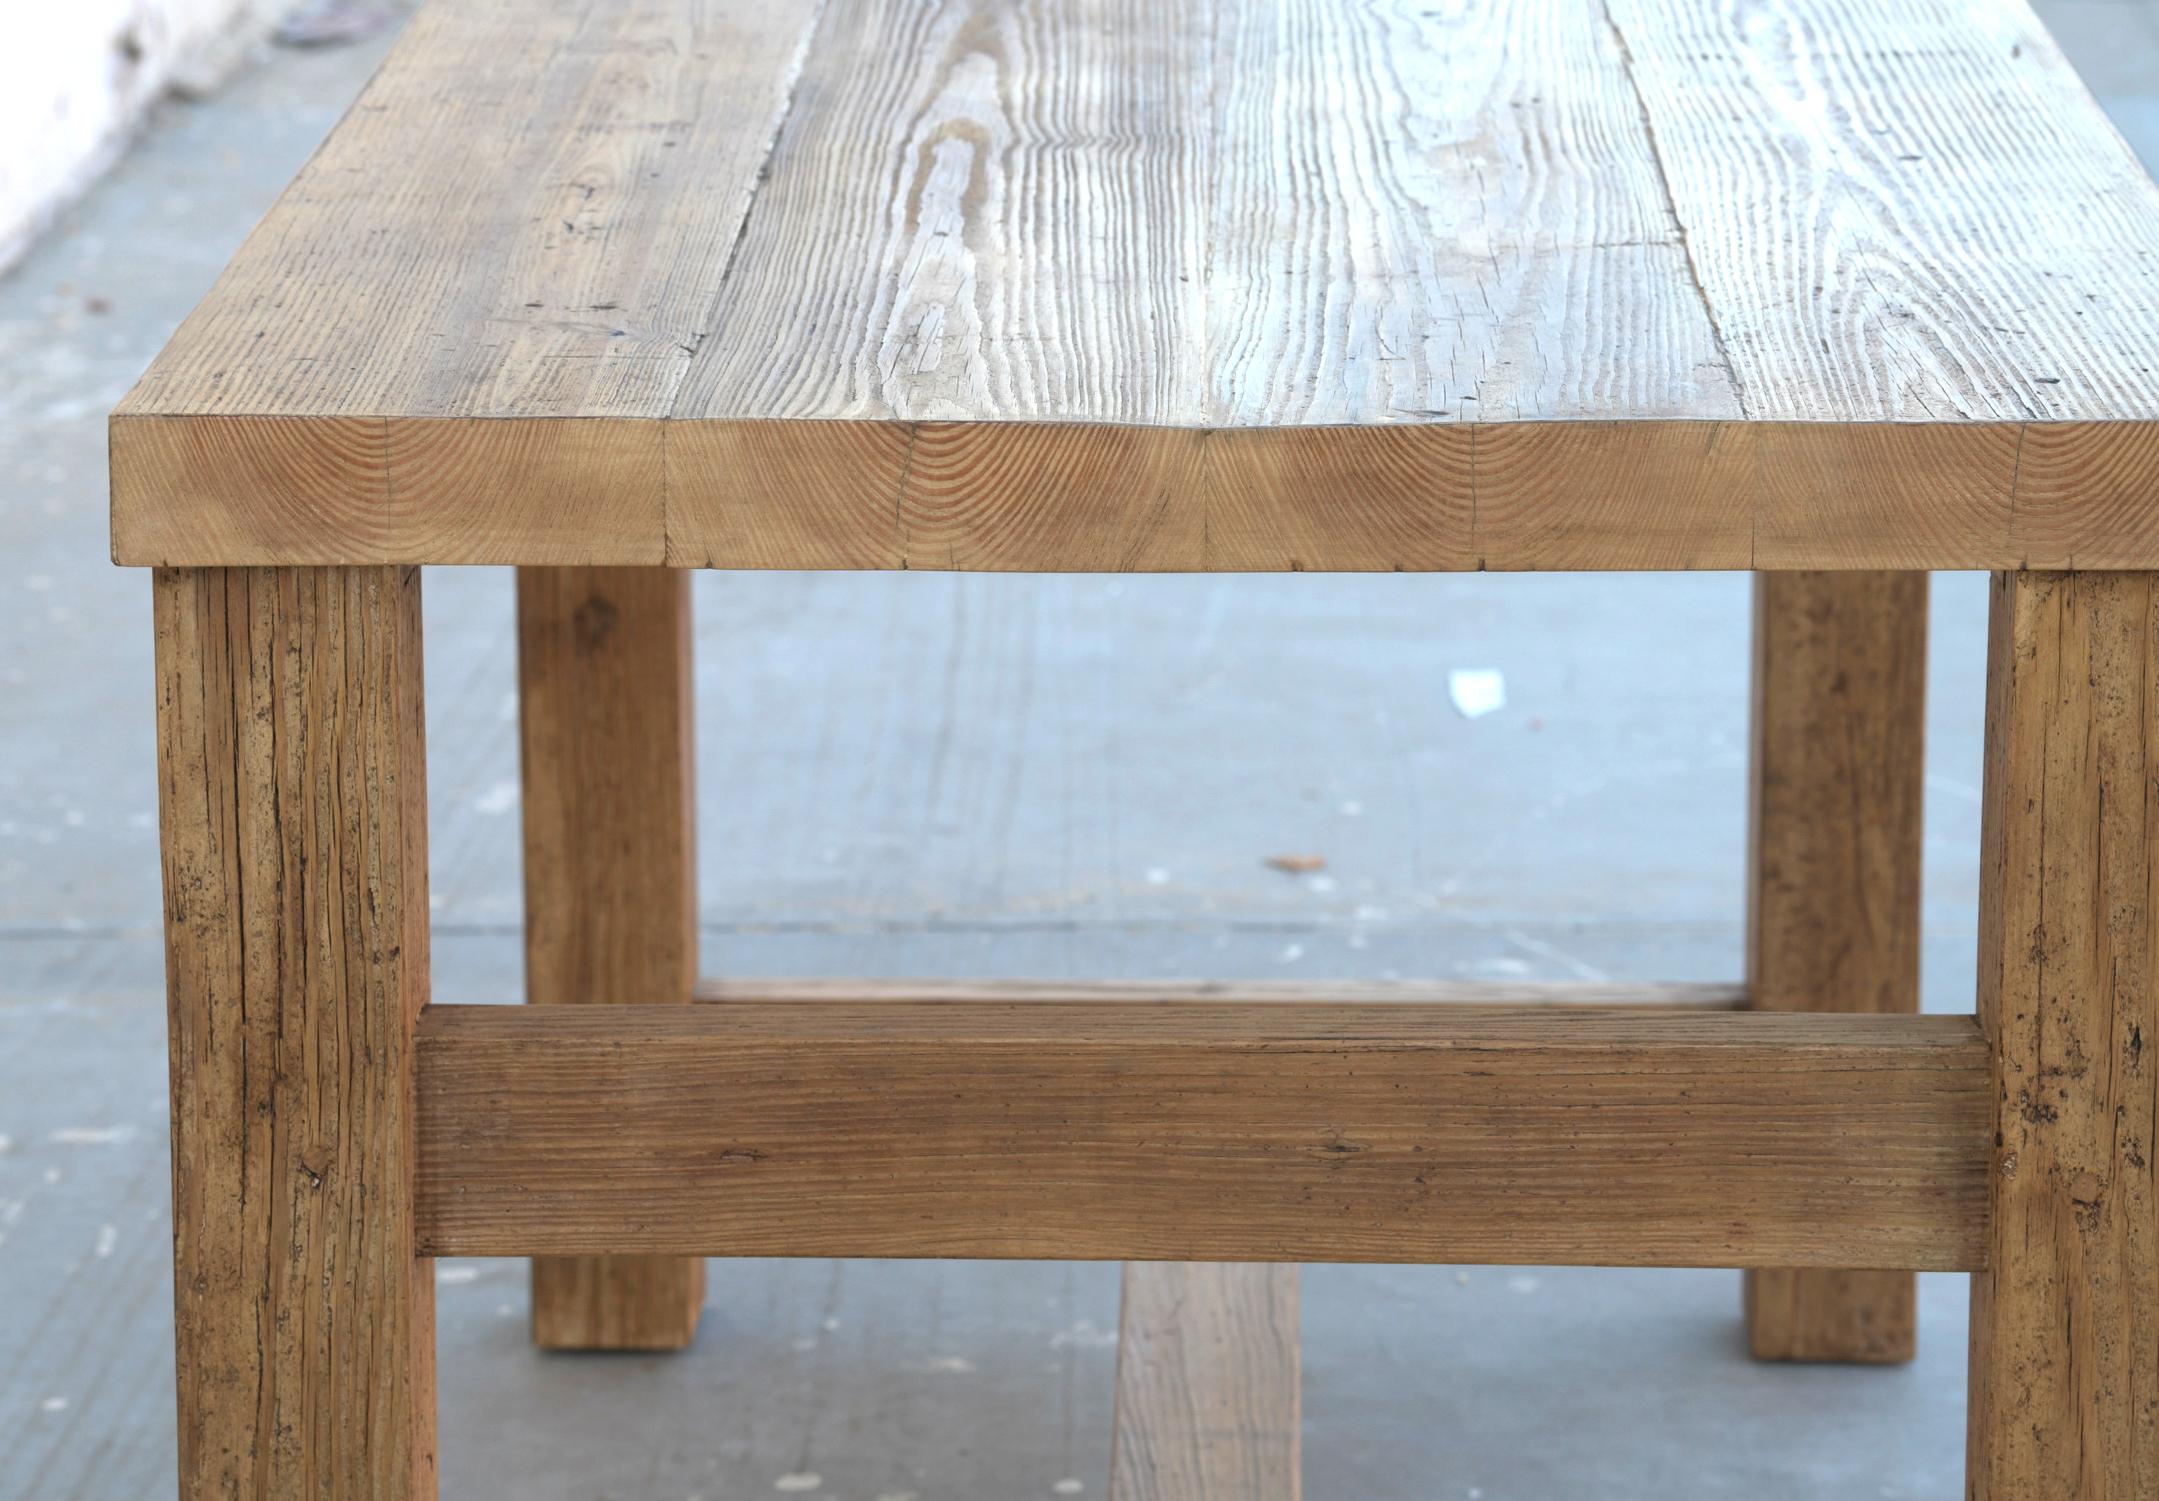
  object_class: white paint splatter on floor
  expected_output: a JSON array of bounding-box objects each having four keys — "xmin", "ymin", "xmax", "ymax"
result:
[{"xmin": 48, "ymin": 1125, "xmax": 131, "ymax": 1145}]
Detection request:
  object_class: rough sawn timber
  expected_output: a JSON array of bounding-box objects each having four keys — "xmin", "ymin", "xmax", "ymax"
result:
[
  {"xmin": 109, "ymin": 0, "xmax": 2159, "ymax": 572},
  {"xmin": 412, "ymin": 1003, "xmax": 1992, "ymax": 1269}
]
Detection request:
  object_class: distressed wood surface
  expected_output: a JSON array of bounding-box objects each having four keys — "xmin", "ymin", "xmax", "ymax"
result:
[
  {"xmin": 110, "ymin": 0, "xmax": 2159, "ymax": 571},
  {"xmin": 1968, "ymin": 570, "xmax": 2159, "ymax": 1499},
  {"xmin": 693, "ymin": 977, "xmax": 1746, "ymax": 1008},
  {"xmin": 154, "ymin": 567, "xmax": 435, "ymax": 1500},
  {"xmin": 412, "ymin": 1003, "xmax": 1991, "ymax": 1269},
  {"xmin": 1744, "ymin": 572, "xmax": 1927, "ymax": 1363},
  {"xmin": 1110, "ymin": 1264, "xmax": 1300, "ymax": 1501},
  {"xmin": 518, "ymin": 567, "xmax": 704, "ymax": 1351}
]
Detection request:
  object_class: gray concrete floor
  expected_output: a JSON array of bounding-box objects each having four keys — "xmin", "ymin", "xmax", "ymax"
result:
[{"xmin": 3, "ymin": 4, "xmax": 2156, "ymax": 1497}]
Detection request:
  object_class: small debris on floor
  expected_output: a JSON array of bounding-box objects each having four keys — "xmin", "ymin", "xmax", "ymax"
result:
[
  {"xmin": 1447, "ymin": 667, "xmax": 1507, "ymax": 719},
  {"xmin": 1264, "ymin": 853, "xmax": 1326, "ymax": 875}
]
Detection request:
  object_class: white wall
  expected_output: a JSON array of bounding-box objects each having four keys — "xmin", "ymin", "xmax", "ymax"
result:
[{"xmin": 0, "ymin": 0, "xmax": 294, "ymax": 273}]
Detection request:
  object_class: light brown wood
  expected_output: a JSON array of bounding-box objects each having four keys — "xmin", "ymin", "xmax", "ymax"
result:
[
  {"xmin": 109, "ymin": 0, "xmax": 2159, "ymax": 572},
  {"xmin": 694, "ymin": 976, "xmax": 1746, "ymax": 1009},
  {"xmin": 412, "ymin": 1003, "xmax": 1990, "ymax": 1269},
  {"xmin": 518, "ymin": 566, "xmax": 704, "ymax": 1351},
  {"xmin": 154, "ymin": 567, "xmax": 434, "ymax": 1500},
  {"xmin": 1744, "ymin": 571, "xmax": 1927, "ymax": 1364},
  {"xmin": 1110, "ymin": 1264, "xmax": 1300, "ymax": 1501},
  {"xmin": 1968, "ymin": 570, "xmax": 2159, "ymax": 1499}
]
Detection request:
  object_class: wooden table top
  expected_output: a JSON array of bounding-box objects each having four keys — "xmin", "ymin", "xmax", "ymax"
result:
[{"xmin": 112, "ymin": 0, "xmax": 2159, "ymax": 572}]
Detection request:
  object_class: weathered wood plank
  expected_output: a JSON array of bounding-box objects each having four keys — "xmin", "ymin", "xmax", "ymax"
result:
[
  {"xmin": 1968, "ymin": 570, "xmax": 2159, "ymax": 1499},
  {"xmin": 1744, "ymin": 571, "xmax": 1927, "ymax": 1363},
  {"xmin": 519, "ymin": 566, "xmax": 704, "ymax": 1351},
  {"xmin": 1606, "ymin": 0, "xmax": 2159, "ymax": 428},
  {"xmin": 111, "ymin": 0, "xmax": 828, "ymax": 566},
  {"xmin": 109, "ymin": 0, "xmax": 2159, "ymax": 572},
  {"xmin": 1110, "ymin": 1264, "xmax": 1300, "ymax": 1501},
  {"xmin": 692, "ymin": 977, "xmax": 1747, "ymax": 1009},
  {"xmin": 154, "ymin": 567, "xmax": 435, "ymax": 1500},
  {"xmin": 412, "ymin": 1004, "xmax": 1991, "ymax": 1269}
]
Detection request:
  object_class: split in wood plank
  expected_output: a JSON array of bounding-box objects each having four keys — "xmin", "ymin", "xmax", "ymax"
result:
[
  {"xmin": 413, "ymin": 1003, "xmax": 1991, "ymax": 1270},
  {"xmin": 1111, "ymin": 1264, "xmax": 1300, "ymax": 1501}
]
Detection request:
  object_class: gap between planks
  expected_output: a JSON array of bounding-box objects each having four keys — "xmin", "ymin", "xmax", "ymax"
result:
[{"xmin": 690, "ymin": 977, "xmax": 1747, "ymax": 1008}]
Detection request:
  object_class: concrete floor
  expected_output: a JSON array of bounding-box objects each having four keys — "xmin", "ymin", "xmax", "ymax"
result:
[{"xmin": 4, "ymin": 4, "xmax": 2157, "ymax": 1497}]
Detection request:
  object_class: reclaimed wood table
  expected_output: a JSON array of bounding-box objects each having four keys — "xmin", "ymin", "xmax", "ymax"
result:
[{"xmin": 112, "ymin": 0, "xmax": 2159, "ymax": 1494}]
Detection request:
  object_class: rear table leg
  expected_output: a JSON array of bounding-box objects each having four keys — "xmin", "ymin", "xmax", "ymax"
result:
[
  {"xmin": 519, "ymin": 566, "xmax": 704, "ymax": 1351},
  {"xmin": 1110, "ymin": 1264, "xmax": 1300, "ymax": 1501},
  {"xmin": 1744, "ymin": 571, "xmax": 1927, "ymax": 1362}
]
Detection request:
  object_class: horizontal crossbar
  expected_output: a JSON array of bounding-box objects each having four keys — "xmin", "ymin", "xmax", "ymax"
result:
[
  {"xmin": 690, "ymin": 977, "xmax": 1748, "ymax": 1009},
  {"xmin": 414, "ymin": 1001, "xmax": 1989, "ymax": 1269}
]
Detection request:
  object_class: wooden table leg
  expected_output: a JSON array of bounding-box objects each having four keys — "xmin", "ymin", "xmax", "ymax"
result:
[
  {"xmin": 1968, "ymin": 570, "xmax": 2159, "ymax": 1498},
  {"xmin": 1744, "ymin": 571, "xmax": 1927, "ymax": 1362},
  {"xmin": 518, "ymin": 566, "xmax": 704, "ymax": 1351},
  {"xmin": 156, "ymin": 568, "xmax": 436, "ymax": 1500},
  {"xmin": 1110, "ymin": 1264, "xmax": 1300, "ymax": 1501}
]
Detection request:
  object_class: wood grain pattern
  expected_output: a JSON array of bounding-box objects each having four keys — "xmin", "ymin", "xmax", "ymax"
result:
[
  {"xmin": 109, "ymin": 0, "xmax": 2159, "ymax": 571},
  {"xmin": 412, "ymin": 1003, "xmax": 1991, "ymax": 1269},
  {"xmin": 154, "ymin": 567, "xmax": 434, "ymax": 1501},
  {"xmin": 1968, "ymin": 570, "xmax": 2159, "ymax": 1499},
  {"xmin": 1110, "ymin": 1264, "xmax": 1299, "ymax": 1501},
  {"xmin": 1744, "ymin": 572, "xmax": 1927, "ymax": 1363},
  {"xmin": 693, "ymin": 977, "xmax": 1747, "ymax": 1009},
  {"xmin": 518, "ymin": 567, "xmax": 703, "ymax": 1351}
]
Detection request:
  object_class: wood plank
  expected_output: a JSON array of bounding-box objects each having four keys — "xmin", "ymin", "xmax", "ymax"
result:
[
  {"xmin": 1606, "ymin": 0, "xmax": 2159, "ymax": 427},
  {"xmin": 412, "ymin": 1003, "xmax": 1991, "ymax": 1269},
  {"xmin": 111, "ymin": 0, "xmax": 827, "ymax": 566},
  {"xmin": 693, "ymin": 977, "xmax": 1747, "ymax": 1008},
  {"xmin": 1967, "ymin": 570, "xmax": 2159, "ymax": 1499},
  {"xmin": 518, "ymin": 566, "xmax": 703, "ymax": 1351},
  {"xmin": 1744, "ymin": 572, "xmax": 1927, "ymax": 1363},
  {"xmin": 109, "ymin": 0, "xmax": 2159, "ymax": 572},
  {"xmin": 154, "ymin": 567, "xmax": 434, "ymax": 1500},
  {"xmin": 1110, "ymin": 1264, "xmax": 1299, "ymax": 1501}
]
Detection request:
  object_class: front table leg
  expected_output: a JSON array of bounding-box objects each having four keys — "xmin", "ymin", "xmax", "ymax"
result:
[
  {"xmin": 1969, "ymin": 570, "xmax": 2159, "ymax": 1497},
  {"xmin": 155, "ymin": 568, "xmax": 436, "ymax": 1500}
]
